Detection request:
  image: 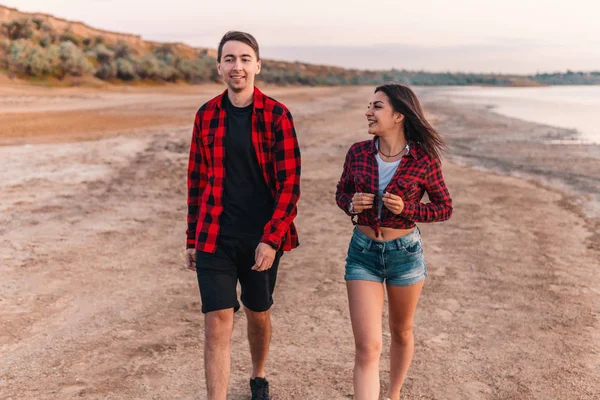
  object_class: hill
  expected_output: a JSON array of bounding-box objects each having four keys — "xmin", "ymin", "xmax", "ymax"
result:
[{"xmin": 1, "ymin": 4, "xmax": 599, "ymax": 86}]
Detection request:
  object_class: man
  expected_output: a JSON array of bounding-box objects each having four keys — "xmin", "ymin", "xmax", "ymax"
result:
[{"xmin": 185, "ymin": 31, "xmax": 301, "ymax": 400}]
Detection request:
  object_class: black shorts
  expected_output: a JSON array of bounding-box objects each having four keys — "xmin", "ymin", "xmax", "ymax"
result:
[{"xmin": 195, "ymin": 235, "xmax": 283, "ymax": 314}]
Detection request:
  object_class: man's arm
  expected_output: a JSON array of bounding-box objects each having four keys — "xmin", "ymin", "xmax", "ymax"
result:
[
  {"xmin": 186, "ymin": 111, "xmax": 209, "ymax": 249},
  {"xmin": 261, "ymin": 109, "xmax": 301, "ymax": 249}
]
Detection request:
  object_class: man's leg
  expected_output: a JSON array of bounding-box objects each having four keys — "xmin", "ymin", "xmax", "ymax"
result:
[
  {"xmin": 196, "ymin": 241, "xmax": 240, "ymax": 400},
  {"xmin": 244, "ymin": 308, "xmax": 271, "ymax": 378},
  {"xmin": 239, "ymin": 244, "xmax": 282, "ymax": 380},
  {"xmin": 205, "ymin": 309, "xmax": 234, "ymax": 400}
]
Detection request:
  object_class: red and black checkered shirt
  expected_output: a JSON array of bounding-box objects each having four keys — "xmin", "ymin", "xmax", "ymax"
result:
[
  {"xmin": 336, "ymin": 138, "xmax": 452, "ymax": 234},
  {"xmin": 187, "ymin": 87, "xmax": 301, "ymax": 253}
]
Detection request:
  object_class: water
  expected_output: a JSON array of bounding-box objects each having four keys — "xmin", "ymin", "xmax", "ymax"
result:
[{"xmin": 430, "ymin": 85, "xmax": 600, "ymax": 144}]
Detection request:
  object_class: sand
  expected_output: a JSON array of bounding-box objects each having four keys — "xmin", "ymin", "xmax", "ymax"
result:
[{"xmin": 0, "ymin": 81, "xmax": 598, "ymax": 399}]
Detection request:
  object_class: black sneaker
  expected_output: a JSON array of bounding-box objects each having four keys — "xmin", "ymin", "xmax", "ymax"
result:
[{"xmin": 250, "ymin": 377, "xmax": 270, "ymax": 400}]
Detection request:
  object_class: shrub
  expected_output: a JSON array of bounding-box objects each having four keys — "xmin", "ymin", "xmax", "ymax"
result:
[
  {"xmin": 95, "ymin": 61, "xmax": 117, "ymax": 79},
  {"xmin": 26, "ymin": 48, "xmax": 48, "ymax": 76},
  {"xmin": 135, "ymin": 54, "xmax": 179, "ymax": 81},
  {"xmin": 134, "ymin": 55, "xmax": 159, "ymax": 79},
  {"xmin": 40, "ymin": 22, "xmax": 54, "ymax": 34},
  {"xmin": 59, "ymin": 41, "xmax": 92, "ymax": 76},
  {"xmin": 91, "ymin": 43, "xmax": 115, "ymax": 64},
  {"xmin": 112, "ymin": 41, "xmax": 132, "ymax": 59},
  {"xmin": 175, "ymin": 57, "xmax": 213, "ymax": 83},
  {"xmin": 31, "ymin": 18, "xmax": 43, "ymax": 30},
  {"xmin": 0, "ymin": 39, "xmax": 10, "ymax": 69},
  {"xmin": 116, "ymin": 58, "xmax": 137, "ymax": 80},
  {"xmin": 44, "ymin": 44, "xmax": 61, "ymax": 75},
  {"xmin": 59, "ymin": 31, "xmax": 80, "ymax": 46},
  {"xmin": 7, "ymin": 39, "xmax": 33, "ymax": 74},
  {"xmin": 30, "ymin": 48, "xmax": 59, "ymax": 77},
  {"xmin": 153, "ymin": 44, "xmax": 176, "ymax": 64},
  {"xmin": 39, "ymin": 36, "xmax": 51, "ymax": 48},
  {"xmin": 175, "ymin": 58, "xmax": 194, "ymax": 81},
  {"xmin": 5, "ymin": 40, "xmax": 59, "ymax": 77},
  {"xmin": 3, "ymin": 19, "xmax": 35, "ymax": 40}
]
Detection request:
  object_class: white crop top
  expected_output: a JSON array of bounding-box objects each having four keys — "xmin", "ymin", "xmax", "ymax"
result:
[{"xmin": 375, "ymin": 140, "xmax": 402, "ymax": 218}]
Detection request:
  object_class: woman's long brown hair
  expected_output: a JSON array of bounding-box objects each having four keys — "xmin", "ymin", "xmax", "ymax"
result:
[{"xmin": 375, "ymin": 83, "xmax": 446, "ymax": 160}]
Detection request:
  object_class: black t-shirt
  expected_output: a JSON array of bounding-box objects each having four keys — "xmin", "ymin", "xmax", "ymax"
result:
[{"xmin": 220, "ymin": 96, "xmax": 275, "ymax": 238}]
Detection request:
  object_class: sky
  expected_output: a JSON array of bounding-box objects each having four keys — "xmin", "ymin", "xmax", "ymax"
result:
[{"xmin": 3, "ymin": 0, "xmax": 599, "ymax": 74}]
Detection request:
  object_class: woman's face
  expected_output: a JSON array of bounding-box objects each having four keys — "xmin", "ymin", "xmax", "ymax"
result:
[{"xmin": 365, "ymin": 91, "xmax": 403, "ymax": 136}]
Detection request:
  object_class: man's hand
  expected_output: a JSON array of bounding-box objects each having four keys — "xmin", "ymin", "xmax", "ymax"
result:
[
  {"xmin": 252, "ymin": 242, "xmax": 277, "ymax": 272},
  {"xmin": 382, "ymin": 192, "xmax": 405, "ymax": 215},
  {"xmin": 185, "ymin": 249, "xmax": 196, "ymax": 271}
]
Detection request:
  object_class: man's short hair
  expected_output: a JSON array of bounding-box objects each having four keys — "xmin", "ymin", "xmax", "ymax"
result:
[{"xmin": 217, "ymin": 31, "xmax": 260, "ymax": 61}]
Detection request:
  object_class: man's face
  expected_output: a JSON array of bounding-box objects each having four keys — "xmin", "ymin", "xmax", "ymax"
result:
[{"xmin": 217, "ymin": 40, "xmax": 261, "ymax": 92}]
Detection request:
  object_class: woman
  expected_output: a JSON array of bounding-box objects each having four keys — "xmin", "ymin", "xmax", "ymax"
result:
[{"xmin": 336, "ymin": 83, "xmax": 452, "ymax": 400}]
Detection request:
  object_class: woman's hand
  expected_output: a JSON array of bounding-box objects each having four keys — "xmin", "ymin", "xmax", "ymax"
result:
[
  {"xmin": 382, "ymin": 192, "xmax": 404, "ymax": 214},
  {"xmin": 351, "ymin": 192, "xmax": 375, "ymax": 213}
]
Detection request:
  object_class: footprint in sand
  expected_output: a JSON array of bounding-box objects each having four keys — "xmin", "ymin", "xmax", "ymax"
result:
[
  {"xmin": 434, "ymin": 298, "xmax": 462, "ymax": 321},
  {"xmin": 434, "ymin": 308, "xmax": 453, "ymax": 321},
  {"xmin": 444, "ymin": 298, "xmax": 461, "ymax": 313},
  {"xmin": 59, "ymin": 383, "xmax": 88, "ymax": 396},
  {"xmin": 464, "ymin": 381, "xmax": 493, "ymax": 396},
  {"xmin": 426, "ymin": 332, "xmax": 450, "ymax": 347}
]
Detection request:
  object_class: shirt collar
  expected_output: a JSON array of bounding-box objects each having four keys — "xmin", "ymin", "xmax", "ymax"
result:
[{"xmin": 216, "ymin": 86, "xmax": 265, "ymax": 113}]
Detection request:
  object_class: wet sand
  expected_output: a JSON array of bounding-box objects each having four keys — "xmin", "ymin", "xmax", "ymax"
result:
[{"xmin": 0, "ymin": 82, "xmax": 598, "ymax": 399}]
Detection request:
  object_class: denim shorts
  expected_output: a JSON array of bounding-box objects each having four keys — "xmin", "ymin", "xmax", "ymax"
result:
[{"xmin": 344, "ymin": 227, "xmax": 427, "ymax": 286}]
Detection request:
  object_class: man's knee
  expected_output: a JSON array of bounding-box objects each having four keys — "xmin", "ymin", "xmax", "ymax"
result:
[
  {"xmin": 245, "ymin": 308, "xmax": 270, "ymax": 326},
  {"xmin": 205, "ymin": 309, "xmax": 234, "ymax": 342}
]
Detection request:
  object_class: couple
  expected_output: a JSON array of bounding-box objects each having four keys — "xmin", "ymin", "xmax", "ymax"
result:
[{"xmin": 185, "ymin": 31, "xmax": 453, "ymax": 400}]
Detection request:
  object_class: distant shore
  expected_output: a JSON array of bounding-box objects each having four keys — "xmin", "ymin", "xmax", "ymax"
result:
[{"xmin": 420, "ymin": 87, "xmax": 600, "ymax": 218}]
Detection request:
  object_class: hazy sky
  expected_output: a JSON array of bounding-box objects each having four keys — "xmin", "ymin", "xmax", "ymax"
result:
[{"xmin": 4, "ymin": 0, "xmax": 599, "ymax": 73}]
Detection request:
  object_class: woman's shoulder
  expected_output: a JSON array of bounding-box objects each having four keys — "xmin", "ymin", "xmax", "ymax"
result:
[
  {"xmin": 347, "ymin": 139, "xmax": 373, "ymax": 155},
  {"xmin": 411, "ymin": 142, "xmax": 441, "ymax": 166}
]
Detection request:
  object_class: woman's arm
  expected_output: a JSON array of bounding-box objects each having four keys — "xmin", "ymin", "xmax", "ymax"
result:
[
  {"xmin": 398, "ymin": 157, "xmax": 452, "ymax": 222},
  {"xmin": 336, "ymin": 149, "xmax": 356, "ymax": 216}
]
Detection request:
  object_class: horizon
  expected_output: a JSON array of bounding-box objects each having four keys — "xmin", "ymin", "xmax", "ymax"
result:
[{"xmin": 3, "ymin": 0, "xmax": 600, "ymax": 74}]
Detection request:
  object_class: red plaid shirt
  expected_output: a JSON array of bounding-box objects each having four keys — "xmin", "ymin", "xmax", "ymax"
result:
[
  {"xmin": 336, "ymin": 139, "xmax": 452, "ymax": 234},
  {"xmin": 187, "ymin": 87, "xmax": 301, "ymax": 253}
]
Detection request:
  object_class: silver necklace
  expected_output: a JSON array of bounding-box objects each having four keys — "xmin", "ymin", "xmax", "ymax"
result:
[{"xmin": 378, "ymin": 142, "xmax": 409, "ymax": 158}]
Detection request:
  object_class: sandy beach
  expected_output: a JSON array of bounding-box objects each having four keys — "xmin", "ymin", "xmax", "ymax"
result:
[{"xmin": 0, "ymin": 81, "xmax": 598, "ymax": 400}]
